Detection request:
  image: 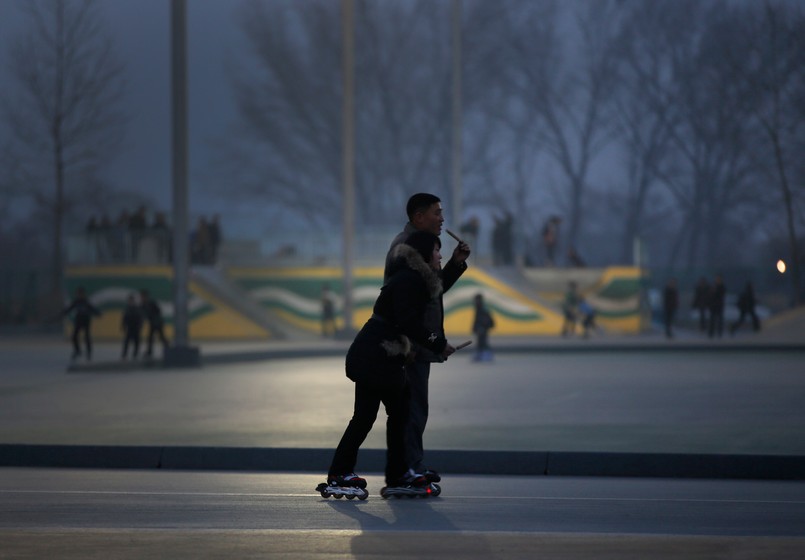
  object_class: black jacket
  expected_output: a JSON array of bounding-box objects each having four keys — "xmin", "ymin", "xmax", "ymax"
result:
[
  {"xmin": 346, "ymin": 244, "xmax": 447, "ymax": 382},
  {"xmin": 62, "ymin": 296, "xmax": 101, "ymax": 326},
  {"xmin": 384, "ymin": 223, "xmax": 466, "ymax": 362}
]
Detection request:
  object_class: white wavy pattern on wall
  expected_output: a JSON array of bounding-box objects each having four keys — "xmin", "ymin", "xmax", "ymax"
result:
[
  {"xmin": 250, "ymin": 285, "xmax": 381, "ymax": 315},
  {"xmin": 443, "ymin": 286, "xmax": 538, "ymax": 317}
]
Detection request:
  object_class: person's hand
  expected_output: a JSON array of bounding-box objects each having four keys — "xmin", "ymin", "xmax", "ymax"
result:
[
  {"xmin": 452, "ymin": 241, "xmax": 471, "ymax": 264},
  {"xmin": 441, "ymin": 343, "xmax": 456, "ymax": 360}
]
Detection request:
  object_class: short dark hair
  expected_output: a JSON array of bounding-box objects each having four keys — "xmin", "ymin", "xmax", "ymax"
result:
[
  {"xmin": 404, "ymin": 230, "xmax": 441, "ymax": 263},
  {"xmin": 406, "ymin": 193, "xmax": 441, "ymax": 221}
]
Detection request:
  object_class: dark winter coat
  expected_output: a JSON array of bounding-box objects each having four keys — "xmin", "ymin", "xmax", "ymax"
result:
[
  {"xmin": 737, "ymin": 286, "xmax": 756, "ymax": 313},
  {"xmin": 142, "ymin": 300, "xmax": 163, "ymax": 327},
  {"xmin": 384, "ymin": 223, "xmax": 466, "ymax": 363},
  {"xmin": 472, "ymin": 305, "xmax": 494, "ymax": 335},
  {"xmin": 62, "ymin": 296, "xmax": 101, "ymax": 327},
  {"xmin": 122, "ymin": 304, "xmax": 144, "ymax": 333},
  {"xmin": 346, "ymin": 244, "xmax": 448, "ymax": 382}
]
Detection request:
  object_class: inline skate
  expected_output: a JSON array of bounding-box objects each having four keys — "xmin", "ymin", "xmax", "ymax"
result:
[{"xmin": 316, "ymin": 473, "xmax": 369, "ymax": 500}]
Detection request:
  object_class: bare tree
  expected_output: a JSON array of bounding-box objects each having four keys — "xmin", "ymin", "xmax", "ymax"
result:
[
  {"xmin": 220, "ymin": 0, "xmax": 459, "ymax": 231},
  {"xmin": 618, "ymin": 0, "xmax": 758, "ymax": 268},
  {"xmin": 610, "ymin": 1, "xmax": 678, "ymax": 264},
  {"xmin": 459, "ymin": 0, "xmax": 550, "ymax": 261},
  {"xmin": 1, "ymin": 0, "xmax": 126, "ymax": 309},
  {"xmin": 720, "ymin": 1, "xmax": 805, "ymax": 304},
  {"xmin": 498, "ymin": 0, "xmax": 622, "ymax": 252}
]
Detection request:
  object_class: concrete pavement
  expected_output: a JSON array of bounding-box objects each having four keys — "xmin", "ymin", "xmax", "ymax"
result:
[{"xmin": 2, "ymin": 309, "xmax": 805, "ymax": 479}]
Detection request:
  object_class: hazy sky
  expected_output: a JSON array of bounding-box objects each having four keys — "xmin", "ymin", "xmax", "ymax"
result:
[{"xmin": 0, "ymin": 0, "xmax": 248, "ymax": 228}]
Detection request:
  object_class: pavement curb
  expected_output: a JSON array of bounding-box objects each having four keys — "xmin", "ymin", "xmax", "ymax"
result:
[
  {"xmin": 64, "ymin": 342, "xmax": 805, "ymax": 373},
  {"xmin": 2, "ymin": 444, "xmax": 805, "ymax": 481}
]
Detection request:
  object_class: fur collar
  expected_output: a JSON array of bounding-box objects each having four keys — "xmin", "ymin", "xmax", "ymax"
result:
[{"xmin": 389, "ymin": 243, "xmax": 443, "ymax": 299}]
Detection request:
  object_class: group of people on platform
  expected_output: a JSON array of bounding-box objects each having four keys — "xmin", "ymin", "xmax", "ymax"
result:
[
  {"xmin": 84, "ymin": 207, "xmax": 221, "ymax": 266},
  {"xmin": 86, "ymin": 206, "xmax": 172, "ymax": 264},
  {"xmin": 663, "ymin": 276, "xmax": 761, "ymax": 339},
  {"xmin": 458, "ymin": 212, "xmax": 585, "ymax": 268}
]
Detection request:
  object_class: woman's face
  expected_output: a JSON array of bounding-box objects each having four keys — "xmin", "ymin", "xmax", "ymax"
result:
[{"xmin": 429, "ymin": 244, "xmax": 442, "ymax": 270}]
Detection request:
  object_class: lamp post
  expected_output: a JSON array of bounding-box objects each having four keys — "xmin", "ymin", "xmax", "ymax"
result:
[
  {"xmin": 165, "ymin": 0, "xmax": 199, "ymax": 366},
  {"xmin": 450, "ymin": 0, "xmax": 463, "ymax": 229},
  {"xmin": 340, "ymin": 0, "xmax": 355, "ymax": 337}
]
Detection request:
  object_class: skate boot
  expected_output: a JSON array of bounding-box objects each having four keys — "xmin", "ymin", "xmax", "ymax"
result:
[
  {"xmin": 409, "ymin": 468, "xmax": 442, "ymax": 496},
  {"xmin": 380, "ymin": 473, "xmax": 432, "ymax": 499},
  {"xmin": 316, "ymin": 473, "xmax": 369, "ymax": 500}
]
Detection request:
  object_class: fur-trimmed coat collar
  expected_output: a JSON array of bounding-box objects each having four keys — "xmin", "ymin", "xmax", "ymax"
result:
[{"xmin": 388, "ymin": 243, "xmax": 443, "ymax": 299}]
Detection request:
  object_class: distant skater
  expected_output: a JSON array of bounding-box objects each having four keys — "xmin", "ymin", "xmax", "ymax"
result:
[
  {"xmin": 708, "ymin": 275, "xmax": 726, "ymax": 339},
  {"xmin": 663, "ymin": 278, "xmax": 679, "ymax": 339},
  {"xmin": 578, "ymin": 298, "xmax": 598, "ymax": 338},
  {"xmin": 692, "ymin": 277, "xmax": 710, "ymax": 332},
  {"xmin": 121, "ymin": 294, "xmax": 143, "ymax": 359},
  {"xmin": 730, "ymin": 281, "xmax": 760, "ymax": 335},
  {"xmin": 561, "ymin": 281, "xmax": 579, "ymax": 337},
  {"xmin": 321, "ymin": 284, "xmax": 337, "ymax": 337},
  {"xmin": 140, "ymin": 290, "xmax": 169, "ymax": 358},
  {"xmin": 471, "ymin": 293, "xmax": 495, "ymax": 362},
  {"xmin": 62, "ymin": 286, "xmax": 101, "ymax": 361}
]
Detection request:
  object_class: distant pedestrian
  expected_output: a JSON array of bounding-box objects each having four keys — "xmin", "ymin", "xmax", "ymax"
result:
[
  {"xmin": 663, "ymin": 278, "xmax": 679, "ymax": 339},
  {"xmin": 209, "ymin": 214, "xmax": 222, "ymax": 264},
  {"xmin": 151, "ymin": 212, "xmax": 172, "ymax": 264},
  {"xmin": 321, "ymin": 283, "xmax": 337, "ymax": 337},
  {"xmin": 191, "ymin": 216, "xmax": 212, "ymax": 264},
  {"xmin": 567, "ymin": 246, "xmax": 586, "ymax": 268},
  {"xmin": 121, "ymin": 294, "xmax": 143, "ymax": 359},
  {"xmin": 492, "ymin": 212, "xmax": 513, "ymax": 266},
  {"xmin": 730, "ymin": 281, "xmax": 760, "ymax": 335},
  {"xmin": 471, "ymin": 293, "xmax": 495, "ymax": 362},
  {"xmin": 140, "ymin": 289, "xmax": 169, "ymax": 358},
  {"xmin": 561, "ymin": 281, "xmax": 579, "ymax": 337},
  {"xmin": 541, "ymin": 216, "xmax": 561, "ymax": 267},
  {"xmin": 129, "ymin": 205, "xmax": 148, "ymax": 261},
  {"xmin": 708, "ymin": 275, "xmax": 727, "ymax": 339},
  {"xmin": 578, "ymin": 297, "xmax": 598, "ymax": 338},
  {"xmin": 692, "ymin": 277, "xmax": 710, "ymax": 332},
  {"xmin": 62, "ymin": 286, "xmax": 101, "ymax": 361}
]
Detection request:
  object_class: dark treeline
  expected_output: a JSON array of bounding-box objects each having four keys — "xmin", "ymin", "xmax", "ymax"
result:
[{"xmin": 216, "ymin": 0, "xmax": 803, "ymax": 300}]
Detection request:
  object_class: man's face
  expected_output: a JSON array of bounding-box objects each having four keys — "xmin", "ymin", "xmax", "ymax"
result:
[{"xmin": 413, "ymin": 203, "xmax": 444, "ymax": 235}]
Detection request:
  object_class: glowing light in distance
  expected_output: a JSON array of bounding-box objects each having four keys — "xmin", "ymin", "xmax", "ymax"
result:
[{"xmin": 777, "ymin": 259, "xmax": 787, "ymax": 274}]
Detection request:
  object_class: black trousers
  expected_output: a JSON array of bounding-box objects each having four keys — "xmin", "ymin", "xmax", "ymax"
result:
[
  {"xmin": 146, "ymin": 323, "xmax": 168, "ymax": 355},
  {"xmin": 404, "ymin": 360, "xmax": 430, "ymax": 472},
  {"xmin": 122, "ymin": 330, "xmax": 141, "ymax": 358},
  {"xmin": 329, "ymin": 367, "xmax": 409, "ymax": 485},
  {"xmin": 72, "ymin": 320, "xmax": 92, "ymax": 357}
]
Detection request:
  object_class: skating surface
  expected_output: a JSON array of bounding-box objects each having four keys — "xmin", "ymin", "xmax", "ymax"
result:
[
  {"xmin": 4, "ymin": 347, "xmax": 805, "ymax": 456},
  {"xmin": 2, "ymin": 468, "xmax": 805, "ymax": 559}
]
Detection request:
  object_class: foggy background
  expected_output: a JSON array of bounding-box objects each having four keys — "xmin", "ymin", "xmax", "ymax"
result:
[{"xmin": 0, "ymin": 0, "xmax": 803, "ymax": 325}]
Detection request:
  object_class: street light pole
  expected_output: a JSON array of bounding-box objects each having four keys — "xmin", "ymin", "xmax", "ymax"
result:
[
  {"xmin": 451, "ymin": 0, "xmax": 463, "ymax": 229},
  {"xmin": 166, "ymin": 0, "xmax": 199, "ymax": 366},
  {"xmin": 340, "ymin": 0, "xmax": 355, "ymax": 337}
]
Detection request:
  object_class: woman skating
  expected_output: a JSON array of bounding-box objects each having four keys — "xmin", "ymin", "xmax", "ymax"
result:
[{"xmin": 319, "ymin": 231, "xmax": 456, "ymax": 499}]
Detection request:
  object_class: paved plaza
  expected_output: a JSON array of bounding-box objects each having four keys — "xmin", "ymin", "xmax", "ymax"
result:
[{"xmin": 2, "ymin": 322, "xmax": 804, "ymax": 460}]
